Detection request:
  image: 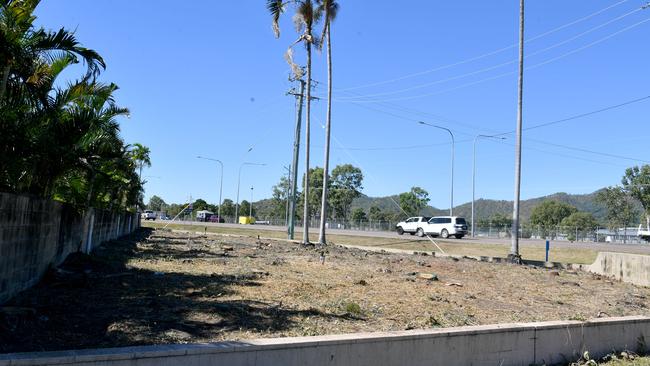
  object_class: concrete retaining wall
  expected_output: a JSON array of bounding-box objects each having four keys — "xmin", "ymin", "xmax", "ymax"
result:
[
  {"xmin": 0, "ymin": 192, "xmax": 140, "ymax": 304},
  {"xmin": 586, "ymin": 251, "xmax": 650, "ymax": 287},
  {"xmin": 2, "ymin": 316, "xmax": 650, "ymax": 366}
]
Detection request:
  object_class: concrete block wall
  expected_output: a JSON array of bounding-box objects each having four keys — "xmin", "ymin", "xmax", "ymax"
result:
[
  {"xmin": 585, "ymin": 252, "xmax": 650, "ymax": 287},
  {"xmin": 2, "ymin": 316, "xmax": 650, "ymax": 366},
  {"xmin": 0, "ymin": 192, "xmax": 140, "ymax": 305}
]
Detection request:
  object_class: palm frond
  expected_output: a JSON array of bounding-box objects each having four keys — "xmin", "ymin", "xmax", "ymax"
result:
[{"xmin": 266, "ymin": 0, "xmax": 284, "ymax": 38}]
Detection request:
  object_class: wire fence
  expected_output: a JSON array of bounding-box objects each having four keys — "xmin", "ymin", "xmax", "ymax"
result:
[{"xmin": 165, "ymin": 214, "xmax": 649, "ymax": 245}]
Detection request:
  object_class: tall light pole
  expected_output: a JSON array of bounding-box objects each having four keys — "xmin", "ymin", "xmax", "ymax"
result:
[
  {"xmin": 472, "ymin": 135, "xmax": 506, "ymax": 237},
  {"xmin": 196, "ymin": 156, "xmax": 223, "ymax": 221},
  {"xmin": 510, "ymin": 0, "xmax": 525, "ymax": 263},
  {"xmin": 236, "ymin": 162, "xmax": 265, "ymax": 222},
  {"xmin": 419, "ymin": 121, "xmax": 455, "ymax": 215}
]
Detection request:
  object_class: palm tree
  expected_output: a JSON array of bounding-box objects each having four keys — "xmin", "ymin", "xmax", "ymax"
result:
[
  {"xmin": 130, "ymin": 143, "xmax": 151, "ymax": 180},
  {"xmin": 268, "ymin": 0, "xmax": 321, "ymax": 244},
  {"xmin": 316, "ymin": 0, "xmax": 338, "ymax": 245}
]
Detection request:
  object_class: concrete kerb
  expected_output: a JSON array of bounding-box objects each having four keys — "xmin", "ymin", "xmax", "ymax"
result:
[{"xmin": 3, "ymin": 316, "xmax": 650, "ymax": 366}]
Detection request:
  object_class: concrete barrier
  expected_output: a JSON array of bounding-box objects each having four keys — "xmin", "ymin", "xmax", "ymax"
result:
[
  {"xmin": 2, "ymin": 316, "xmax": 650, "ymax": 366},
  {"xmin": 585, "ymin": 251, "xmax": 650, "ymax": 287}
]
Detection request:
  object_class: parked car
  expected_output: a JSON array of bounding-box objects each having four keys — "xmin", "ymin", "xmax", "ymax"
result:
[
  {"xmin": 639, "ymin": 223, "xmax": 650, "ymax": 242},
  {"xmin": 422, "ymin": 216, "xmax": 468, "ymax": 239},
  {"xmin": 141, "ymin": 210, "xmax": 156, "ymax": 221},
  {"xmin": 395, "ymin": 216, "xmax": 431, "ymax": 237},
  {"xmin": 209, "ymin": 215, "xmax": 225, "ymax": 223}
]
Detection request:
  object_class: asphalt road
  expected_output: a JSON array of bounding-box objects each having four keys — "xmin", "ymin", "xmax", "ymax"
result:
[{"xmin": 156, "ymin": 220, "xmax": 650, "ymax": 255}]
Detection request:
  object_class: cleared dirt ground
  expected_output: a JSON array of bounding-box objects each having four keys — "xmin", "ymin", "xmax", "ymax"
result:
[{"xmin": 2, "ymin": 228, "xmax": 650, "ymax": 354}]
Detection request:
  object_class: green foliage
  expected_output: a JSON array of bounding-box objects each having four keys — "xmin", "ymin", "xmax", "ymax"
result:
[
  {"xmin": 329, "ymin": 164, "xmax": 363, "ymax": 220},
  {"xmin": 300, "ymin": 167, "xmax": 325, "ymax": 218},
  {"xmin": 192, "ymin": 198, "xmax": 208, "ymax": 212},
  {"xmin": 530, "ymin": 200, "xmax": 578, "ymax": 228},
  {"xmin": 368, "ymin": 205, "xmax": 387, "ymax": 222},
  {"xmin": 271, "ymin": 175, "xmax": 291, "ymax": 218},
  {"xmin": 147, "ymin": 195, "xmax": 166, "ymax": 211},
  {"xmin": 622, "ymin": 165, "xmax": 650, "ymax": 224},
  {"xmin": 596, "ymin": 186, "xmax": 639, "ymax": 230},
  {"xmin": 220, "ymin": 199, "xmax": 235, "ymax": 217},
  {"xmin": 399, "ymin": 187, "xmax": 430, "ymax": 217},
  {"xmin": 0, "ymin": 2, "xmax": 144, "ymax": 211},
  {"xmin": 344, "ymin": 302, "xmax": 362, "ymax": 315},
  {"xmin": 561, "ymin": 212, "xmax": 598, "ymax": 230},
  {"xmin": 350, "ymin": 208, "xmax": 367, "ymax": 222},
  {"xmin": 239, "ymin": 200, "xmax": 256, "ymax": 217}
]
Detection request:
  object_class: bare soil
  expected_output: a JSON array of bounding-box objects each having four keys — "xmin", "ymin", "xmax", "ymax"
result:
[{"xmin": 2, "ymin": 228, "xmax": 650, "ymax": 354}]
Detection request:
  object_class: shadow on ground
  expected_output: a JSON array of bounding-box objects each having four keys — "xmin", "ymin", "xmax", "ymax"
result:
[{"xmin": 0, "ymin": 228, "xmax": 349, "ymax": 353}]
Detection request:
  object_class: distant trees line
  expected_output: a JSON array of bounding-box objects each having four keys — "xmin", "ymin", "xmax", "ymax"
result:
[{"xmin": 0, "ymin": 1, "xmax": 149, "ymax": 211}]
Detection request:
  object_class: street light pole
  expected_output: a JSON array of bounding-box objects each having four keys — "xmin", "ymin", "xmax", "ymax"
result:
[
  {"xmin": 472, "ymin": 135, "xmax": 506, "ymax": 237},
  {"xmin": 196, "ymin": 156, "xmax": 223, "ymax": 221},
  {"xmin": 236, "ymin": 162, "xmax": 265, "ymax": 222},
  {"xmin": 419, "ymin": 121, "xmax": 455, "ymax": 216}
]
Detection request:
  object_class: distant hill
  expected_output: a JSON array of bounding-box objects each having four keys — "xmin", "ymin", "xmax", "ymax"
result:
[{"xmin": 253, "ymin": 188, "xmax": 645, "ymax": 223}]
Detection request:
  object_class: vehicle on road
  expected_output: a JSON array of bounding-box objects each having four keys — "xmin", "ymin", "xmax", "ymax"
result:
[
  {"xmin": 395, "ymin": 216, "xmax": 431, "ymax": 237},
  {"xmin": 141, "ymin": 210, "xmax": 156, "ymax": 221},
  {"xmin": 196, "ymin": 210, "xmax": 214, "ymax": 222},
  {"xmin": 209, "ymin": 215, "xmax": 225, "ymax": 223},
  {"xmin": 423, "ymin": 216, "xmax": 468, "ymax": 239}
]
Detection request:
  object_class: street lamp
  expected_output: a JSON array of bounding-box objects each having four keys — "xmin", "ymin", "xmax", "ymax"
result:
[
  {"xmin": 196, "ymin": 156, "xmax": 223, "ymax": 221},
  {"xmin": 236, "ymin": 162, "xmax": 265, "ymax": 222},
  {"xmin": 472, "ymin": 135, "xmax": 506, "ymax": 237},
  {"xmin": 419, "ymin": 121, "xmax": 455, "ymax": 216}
]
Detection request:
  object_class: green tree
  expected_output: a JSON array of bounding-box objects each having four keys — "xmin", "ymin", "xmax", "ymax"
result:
[
  {"xmin": 596, "ymin": 186, "xmax": 639, "ymax": 241},
  {"xmin": 490, "ymin": 213, "xmax": 513, "ymax": 228},
  {"xmin": 130, "ymin": 143, "xmax": 151, "ymax": 180},
  {"xmin": 622, "ymin": 165, "xmax": 650, "ymax": 229},
  {"xmin": 399, "ymin": 187, "xmax": 430, "ymax": 217},
  {"xmin": 271, "ymin": 175, "xmax": 291, "ymax": 218},
  {"xmin": 299, "ymin": 166, "xmax": 325, "ymax": 218},
  {"xmin": 529, "ymin": 201, "xmax": 577, "ymax": 238},
  {"xmin": 368, "ymin": 205, "xmax": 386, "ymax": 222},
  {"xmin": 239, "ymin": 200, "xmax": 256, "ymax": 217},
  {"xmin": 220, "ymin": 199, "xmax": 235, "ymax": 217},
  {"xmin": 192, "ymin": 198, "xmax": 208, "ymax": 212},
  {"xmin": 561, "ymin": 212, "xmax": 598, "ymax": 242},
  {"xmin": 147, "ymin": 195, "xmax": 166, "ymax": 211},
  {"xmin": 329, "ymin": 164, "xmax": 363, "ymax": 221},
  {"xmin": 350, "ymin": 208, "xmax": 367, "ymax": 223}
]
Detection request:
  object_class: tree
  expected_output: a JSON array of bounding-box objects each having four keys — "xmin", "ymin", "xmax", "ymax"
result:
[
  {"xmin": 239, "ymin": 200, "xmax": 256, "ymax": 217},
  {"xmin": 399, "ymin": 187, "xmax": 430, "ymax": 217},
  {"xmin": 622, "ymin": 165, "xmax": 650, "ymax": 229},
  {"xmin": 350, "ymin": 208, "xmax": 367, "ymax": 223},
  {"xmin": 130, "ymin": 143, "xmax": 151, "ymax": 180},
  {"xmin": 529, "ymin": 200, "xmax": 577, "ymax": 238},
  {"xmin": 596, "ymin": 186, "xmax": 639, "ymax": 243},
  {"xmin": 490, "ymin": 213, "xmax": 513, "ymax": 228},
  {"xmin": 147, "ymin": 195, "xmax": 166, "ymax": 211},
  {"xmin": 368, "ymin": 206, "xmax": 386, "ymax": 222},
  {"xmin": 561, "ymin": 212, "xmax": 598, "ymax": 241},
  {"xmin": 268, "ymin": 0, "xmax": 321, "ymax": 244},
  {"xmin": 329, "ymin": 164, "xmax": 363, "ymax": 221},
  {"xmin": 271, "ymin": 175, "xmax": 291, "ymax": 219},
  {"xmin": 316, "ymin": 0, "xmax": 340, "ymax": 245},
  {"xmin": 298, "ymin": 167, "xmax": 325, "ymax": 219},
  {"xmin": 220, "ymin": 199, "xmax": 235, "ymax": 217},
  {"xmin": 192, "ymin": 198, "xmax": 208, "ymax": 212}
]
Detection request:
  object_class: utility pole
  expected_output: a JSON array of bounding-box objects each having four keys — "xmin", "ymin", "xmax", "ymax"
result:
[
  {"xmin": 286, "ymin": 77, "xmax": 319, "ymax": 240},
  {"xmin": 283, "ymin": 165, "xmax": 291, "ymax": 227},
  {"xmin": 510, "ymin": 0, "xmax": 525, "ymax": 264},
  {"xmin": 250, "ymin": 186, "xmax": 254, "ymax": 217}
]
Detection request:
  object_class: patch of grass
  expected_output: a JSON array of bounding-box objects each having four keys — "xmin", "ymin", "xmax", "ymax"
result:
[{"xmin": 344, "ymin": 302, "xmax": 362, "ymax": 316}]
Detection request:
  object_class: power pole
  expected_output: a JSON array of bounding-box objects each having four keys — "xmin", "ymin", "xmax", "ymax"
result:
[
  {"xmin": 286, "ymin": 77, "xmax": 319, "ymax": 240},
  {"xmin": 510, "ymin": 0, "xmax": 525, "ymax": 264}
]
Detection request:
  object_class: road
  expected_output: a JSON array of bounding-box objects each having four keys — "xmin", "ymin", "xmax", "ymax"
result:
[{"xmin": 157, "ymin": 220, "xmax": 650, "ymax": 255}]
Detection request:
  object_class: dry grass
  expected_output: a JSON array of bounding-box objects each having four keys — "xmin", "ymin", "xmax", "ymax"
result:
[
  {"xmin": 3, "ymin": 228, "xmax": 649, "ymax": 354},
  {"xmin": 143, "ymin": 221, "xmax": 599, "ymax": 264}
]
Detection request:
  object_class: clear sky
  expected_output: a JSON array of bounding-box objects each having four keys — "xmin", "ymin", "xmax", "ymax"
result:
[{"xmin": 35, "ymin": 0, "xmax": 650, "ymax": 210}]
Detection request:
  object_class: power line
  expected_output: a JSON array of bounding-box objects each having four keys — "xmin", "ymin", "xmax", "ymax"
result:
[
  {"xmin": 335, "ymin": 6, "xmax": 643, "ymax": 101},
  {"xmin": 336, "ymin": 0, "xmax": 631, "ymax": 92},
  {"xmin": 337, "ymin": 15, "xmax": 650, "ymax": 104}
]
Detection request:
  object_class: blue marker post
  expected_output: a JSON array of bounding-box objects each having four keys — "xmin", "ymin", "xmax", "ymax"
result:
[{"xmin": 545, "ymin": 240, "xmax": 550, "ymax": 262}]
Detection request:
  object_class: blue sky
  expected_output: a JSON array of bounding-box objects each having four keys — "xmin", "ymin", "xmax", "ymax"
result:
[{"xmin": 35, "ymin": 0, "xmax": 650, "ymax": 210}]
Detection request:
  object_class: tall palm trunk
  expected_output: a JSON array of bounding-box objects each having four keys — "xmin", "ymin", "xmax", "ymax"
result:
[
  {"xmin": 302, "ymin": 36, "xmax": 312, "ymax": 245},
  {"xmin": 318, "ymin": 24, "xmax": 332, "ymax": 245},
  {"xmin": 0, "ymin": 65, "xmax": 10, "ymax": 102}
]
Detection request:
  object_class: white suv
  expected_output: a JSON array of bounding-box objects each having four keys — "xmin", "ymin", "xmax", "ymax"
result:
[
  {"xmin": 423, "ymin": 216, "xmax": 468, "ymax": 239},
  {"xmin": 141, "ymin": 210, "xmax": 156, "ymax": 221},
  {"xmin": 396, "ymin": 216, "xmax": 431, "ymax": 237}
]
